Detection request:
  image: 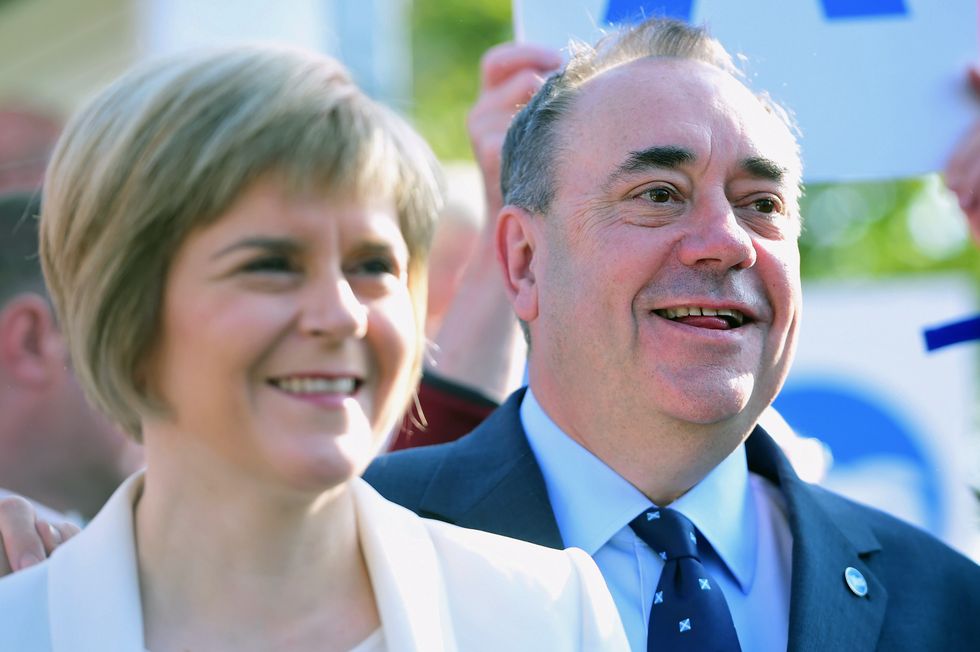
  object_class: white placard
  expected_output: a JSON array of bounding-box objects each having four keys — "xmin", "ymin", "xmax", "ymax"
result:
[
  {"xmin": 137, "ymin": 0, "xmax": 332, "ymax": 56},
  {"xmin": 514, "ymin": 0, "xmax": 979, "ymax": 183}
]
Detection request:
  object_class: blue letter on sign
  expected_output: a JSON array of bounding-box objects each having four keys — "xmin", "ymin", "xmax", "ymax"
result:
[
  {"xmin": 604, "ymin": 1, "xmax": 907, "ymax": 26},
  {"xmin": 821, "ymin": 0, "xmax": 907, "ymax": 19},
  {"xmin": 604, "ymin": 0, "xmax": 695, "ymax": 24}
]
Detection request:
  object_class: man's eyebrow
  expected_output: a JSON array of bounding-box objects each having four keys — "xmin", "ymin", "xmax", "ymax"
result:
[
  {"xmin": 211, "ymin": 237, "xmax": 301, "ymax": 261},
  {"xmin": 605, "ymin": 145, "xmax": 695, "ymax": 188},
  {"xmin": 740, "ymin": 156, "xmax": 786, "ymax": 183}
]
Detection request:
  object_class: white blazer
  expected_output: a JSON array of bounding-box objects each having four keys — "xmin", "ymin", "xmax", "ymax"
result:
[{"xmin": 0, "ymin": 473, "xmax": 627, "ymax": 651}]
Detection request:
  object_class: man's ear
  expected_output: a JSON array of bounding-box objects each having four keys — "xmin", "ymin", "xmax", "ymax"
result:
[
  {"xmin": 496, "ymin": 205, "xmax": 539, "ymax": 323},
  {"xmin": 0, "ymin": 294, "xmax": 65, "ymax": 387}
]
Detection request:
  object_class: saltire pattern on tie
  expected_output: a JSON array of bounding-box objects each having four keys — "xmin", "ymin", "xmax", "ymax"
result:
[{"xmin": 630, "ymin": 507, "xmax": 741, "ymax": 652}]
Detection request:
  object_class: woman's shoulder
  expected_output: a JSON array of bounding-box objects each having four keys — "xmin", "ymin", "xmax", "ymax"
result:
[
  {"xmin": 423, "ymin": 519, "xmax": 628, "ymax": 649},
  {"xmin": 0, "ymin": 562, "xmax": 54, "ymax": 649},
  {"xmin": 352, "ymin": 477, "xmax": 628, "ymax": 648},
  {"xmin": 353, "ymin": 475, "xmax": 600, "ymax": 592},
  {"xmin": 424, "ymin": 514, "xmax": 586, "ymax": 578}
]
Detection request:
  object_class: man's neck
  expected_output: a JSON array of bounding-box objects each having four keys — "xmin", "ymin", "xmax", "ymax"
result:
[{"xmin": 527, "ymin": 383, "xmax": 754, "ymax": 506}]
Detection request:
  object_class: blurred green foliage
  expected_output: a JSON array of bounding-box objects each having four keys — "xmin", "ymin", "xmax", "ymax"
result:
[
  {"xmin": 411, "ymin": 2, "xmax": 978, "ymax": 282},
  {"xmin": 800, "ymin": 177, "xmax": 979, "ymax": 282},
  {"xmin": 411, "ymin": 0, "xmax": 512, "ymax": 161}
]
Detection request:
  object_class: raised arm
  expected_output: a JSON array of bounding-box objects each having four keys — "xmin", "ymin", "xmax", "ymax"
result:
[
  {"xmin": 425, "ymin": 43, "xmax": 561, "ymax": 402},
  {"xmin": 944, "ymin": 66, "xmax": 980, "ymax": 243}
]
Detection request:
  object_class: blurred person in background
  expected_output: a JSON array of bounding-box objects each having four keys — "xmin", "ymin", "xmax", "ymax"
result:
[
  {"xmin": 0, "ymin": 45, "xmax": 627, "ymax": 651},
  {"xmin": 0, "ymin": 192, "xmax": 140, "ymax": 531},
  {"xmin": 0, "ymin": 107, "xmax": 61, "ymax": 193},
  {"xmin": 390, "ymin": 42, "xmax": 561, "ymax": 450},
  {"xmin": 423, "ymin": 164, "xmax": 484, "ymax": 341}
]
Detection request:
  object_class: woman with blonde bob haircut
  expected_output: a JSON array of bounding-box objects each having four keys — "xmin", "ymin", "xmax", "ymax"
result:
[{"xmin": 0, "ymin": 46, "xmax": 627, "ymax": 651}]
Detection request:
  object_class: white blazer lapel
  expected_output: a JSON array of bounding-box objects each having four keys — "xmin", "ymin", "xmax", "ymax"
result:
[
  {"xmin": 45, "ymin": 475, "xmax": 458, "ymax": 651},
  {"xmin": 351, "ymin": 478, "xmax": 457, "ymax": 652},
  {"xmin": 46, "ymin": 473, "xmax": 146, "ymax": 652}
]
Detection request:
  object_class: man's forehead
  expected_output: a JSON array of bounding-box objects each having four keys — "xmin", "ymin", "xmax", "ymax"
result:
[
  {"xmin": 570, "ymin": 56, "xmax": 775, "ymax": 123},
  {"xmin": 558, "ymin": 57, "xmax": 801, "ymax": 182}
]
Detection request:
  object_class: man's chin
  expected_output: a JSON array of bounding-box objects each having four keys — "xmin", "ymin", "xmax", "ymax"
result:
[{"xmin": 657, "ymin": 387, "xmax": 759, "ymax": 429}]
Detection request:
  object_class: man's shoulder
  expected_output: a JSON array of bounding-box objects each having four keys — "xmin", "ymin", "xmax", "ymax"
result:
[
  {"xmin": 752, "ymin": 426, "xmax": 978, "ymax": 578},
  {"xmin": 805, "ymin": 482, "xmax": 980, "ymax": 578},
  {"xmin": 366, "ymin": 388, "xmax": 529, "ymax": 508},
  {"xmin": 364, "ymin": 439, "xmax": 459, "ymax": 508},
  {"xmin": 809, "ymin": 484, "xmax": 980, "ymax": 648},
  {"xmin": 371, "ymin": 434, "xmax": 460, "ymax": 473}
]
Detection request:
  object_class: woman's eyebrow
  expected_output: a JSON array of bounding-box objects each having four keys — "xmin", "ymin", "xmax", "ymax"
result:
[{"xmin": 210, "ymin": 237, "xmax": 301, "ymax": 261}]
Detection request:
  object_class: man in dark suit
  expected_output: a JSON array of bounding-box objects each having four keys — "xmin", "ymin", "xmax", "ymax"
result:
[{"xmin": 367, "ymin": 18, "xmax": 980, "ymax": 651}]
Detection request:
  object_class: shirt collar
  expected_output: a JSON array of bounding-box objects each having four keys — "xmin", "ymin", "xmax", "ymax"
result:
[
  {"xmin": 671, "ymin": 435, "xmax": 758, "ymax": 592},
  {"xmin": 520, "ymin": 388, "xmax": 757, "ymax": 592}
]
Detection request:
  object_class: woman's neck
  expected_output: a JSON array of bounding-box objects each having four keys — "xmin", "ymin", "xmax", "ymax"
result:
[{"xmin": 135, "ymin": 433, "xmax": 379, "ymax": 652}]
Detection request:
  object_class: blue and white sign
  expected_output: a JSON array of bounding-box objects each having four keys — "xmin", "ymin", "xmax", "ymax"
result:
[
  {"xmin": 137, "ymin": 0, "xmax": 412, "ymax": 107},
  {"xmin": 513, "ymin": 0, "xmax": 978, "ymax": 183},
  {"xmin": 775, "ymin": 277, "xmax": 977, "ymax": 556}
]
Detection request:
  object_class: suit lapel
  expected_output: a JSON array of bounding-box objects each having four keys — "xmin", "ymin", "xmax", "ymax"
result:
[
  {"xmin": 416, "ymin": 388, "xmax": 564, "ymax": 549},
  {"xmin": 352, "ymin": 479, "xmax": 457, "ymax": 652},
  {"xmin": 47, "ymin": 474, "xmax": 146, "ymax": 652},
  {"xmin": 746, "ymin": 428, "xmax": 888, "ymax": 652}
]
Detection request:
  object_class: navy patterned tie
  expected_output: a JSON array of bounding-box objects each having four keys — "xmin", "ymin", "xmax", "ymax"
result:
[{"xmin": 630, "ymin": 507, "xmax": 741, "ymax": 652}]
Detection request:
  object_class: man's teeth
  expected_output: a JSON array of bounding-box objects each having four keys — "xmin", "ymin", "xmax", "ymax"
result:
[
  {"xmin": 272, "ymin": 377, "xmax": 356, "ymax": 394},
  {"xmin": 656, "ymin": 306, "xmax": 745, "ymax": 325}
]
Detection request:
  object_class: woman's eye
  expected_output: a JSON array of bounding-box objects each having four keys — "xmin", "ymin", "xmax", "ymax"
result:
[
  {"xmin": 642, "ymin": 187, "xmax": 674, "ymax": 203},
  {"xmin": 243, "ymin": 256, "xmax": 294, "ymax": 273},
  {"xmin": 350, "ymin": 257, "xmax": 396, "ymax": 276}
]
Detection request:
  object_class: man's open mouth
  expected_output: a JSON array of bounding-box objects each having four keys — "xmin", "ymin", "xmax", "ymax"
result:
[{"xmin": 653, "ymin": 306, "xmax": 746, "ymax": 329}]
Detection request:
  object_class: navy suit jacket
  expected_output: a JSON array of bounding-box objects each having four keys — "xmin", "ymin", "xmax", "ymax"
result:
[{"xmin": 366, "ymin": 388, "xmax": 980, "ymax": 651}]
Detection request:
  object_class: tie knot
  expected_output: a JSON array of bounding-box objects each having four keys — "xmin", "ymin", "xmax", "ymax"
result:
[{"xmin": 629, "ymin": 507, "xmax": 700, "ymax": 561}]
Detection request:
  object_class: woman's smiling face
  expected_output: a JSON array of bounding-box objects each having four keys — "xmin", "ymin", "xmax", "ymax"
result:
[{"xmin": 144, "ymin": 175, "xmax": 417, "ymax": 492}]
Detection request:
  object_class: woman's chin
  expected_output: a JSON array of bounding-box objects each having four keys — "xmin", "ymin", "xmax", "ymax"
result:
[{"xmin": 267, "ymin": 434, "xmax": 379, "ymax": 495}]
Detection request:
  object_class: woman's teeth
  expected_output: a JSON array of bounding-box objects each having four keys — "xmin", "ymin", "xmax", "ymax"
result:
[{"xmin": 270, "ymin": 377, "xmax": 357, "ymax": 394}]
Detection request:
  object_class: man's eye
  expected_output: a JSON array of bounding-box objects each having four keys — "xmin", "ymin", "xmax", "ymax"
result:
[
  {"xmin": 243, "ymin": 256, "xmax": 294, "ymax": 273},
  {"xmin": 642, "ymin": 187, "xmax": 674, "ymax": 203},
  {"xmin": 752, "ymin": 197, "xmax": 782, "ymax": 214}
]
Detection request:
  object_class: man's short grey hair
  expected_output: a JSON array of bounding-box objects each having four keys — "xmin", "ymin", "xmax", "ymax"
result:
[{"xmin": 501, "ymin": 18, "xmax": 798, "ymax": 214}]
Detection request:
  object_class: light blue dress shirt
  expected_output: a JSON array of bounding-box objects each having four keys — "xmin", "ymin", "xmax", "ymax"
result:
[{"xmin": 520, "ymin": 388, "xmax": 793, "ymax": 652}]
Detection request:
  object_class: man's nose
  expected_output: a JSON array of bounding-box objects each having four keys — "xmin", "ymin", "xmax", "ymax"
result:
[
  {"xmin": 676, "ymin": 195, "xmax": 756, "ymax": 270},
  {"xmin": 298, "ymin": 273, "xmax": 369, "ymax": 342}
]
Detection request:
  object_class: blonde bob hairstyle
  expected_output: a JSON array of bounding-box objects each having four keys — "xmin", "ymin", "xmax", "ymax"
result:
[{"xmin": 40, "ymin": 45, "xmax": 442, "ymax": 439}]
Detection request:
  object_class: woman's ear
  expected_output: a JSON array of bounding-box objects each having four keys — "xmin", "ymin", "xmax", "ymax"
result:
[{"xmin": 496, "ymin": 205, "xmax": 539, "ymax": 323}]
